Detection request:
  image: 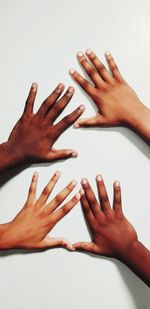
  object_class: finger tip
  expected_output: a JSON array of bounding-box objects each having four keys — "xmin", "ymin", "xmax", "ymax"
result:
[
  {"xmin": 74, "ymin": 122, "xmax": 80, "ymax": 128},
  {"xmin": 31, "ymin": 82, "xmax": 38, "ymax": 91},
  {"xmin": 69, "ymin": 68, "xmax": 75, "ymax": 75},
  {"xmin": 71, "ymin": 151, "xmax": 78, "ymax": 158}
]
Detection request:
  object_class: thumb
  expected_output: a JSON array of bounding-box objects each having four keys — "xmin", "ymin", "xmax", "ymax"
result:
[
  {"xmin": 73, "ymin": 241, "xmax": 95, "ymax": 252},
  {"xmin": 39, "ymin": 237, "xmax": 75, "ymax": 251},
  {"xmin": 47, "ymin": 148, "xmax": 78, "ymax": 161},
  {"xmin": 74, "ymin": 114, "xmax": 103, "ymax": 128}
]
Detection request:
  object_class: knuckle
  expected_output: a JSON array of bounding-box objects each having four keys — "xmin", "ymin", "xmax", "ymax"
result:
[
  {"xmin": 97, "ymin": 63, "xmax": 106, "ymax": 72},
  {"xmin": 101, "ymin": 194, "xmax": 108, "ymax": 204},
  {"xmin": 42, "ymin": 187, "xmax": 50, "ymax": 196},
  {"xmin": 55, "ymin": 194, "xmax": 64, "ymax": 204},
  {"xmin": 61, "ymin": 205, "xmax": 68, "ymax": 215},
  {"xmin": 90, "ymin": 53, "xmax": 96, "ymax": 61}
]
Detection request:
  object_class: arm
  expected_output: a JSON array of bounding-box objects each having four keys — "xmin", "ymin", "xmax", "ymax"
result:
[
  {"xmin": 70, "ymin": 50, "xmax": 150, "ymax": 144},
  {"xmin": 0, "ymin": 171, "xmax": 80, "ymax": 250},
  {"xmin": 73, "ymin": 176, "xmax": 150, "ymax": 287},
  {"xmin": 0, "ymin": 83, "xmax": 85, "ymax": 174}
]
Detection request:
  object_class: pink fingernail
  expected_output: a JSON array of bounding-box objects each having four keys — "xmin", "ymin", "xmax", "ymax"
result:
[
  {"xmin": 75, "ymin": 193, "xmax": 81, "ymax": 199},
  {"xmin": 79, "ymin": 105, "xmax": 85, "ymax": 111},
  {"xmin": 55, "ymin": 83, "xmax": 64, "ymax": 93},
  {"xmin": 77, "ymin": 51, "xmax": 83, "ymax": 58},
  {"xmin": 105, "ymin": 51, "xmax": 111, "ymax": 58},
  {"xmin": 32, "ymin": 82, "xmax": 37, "ymax": 90},
  {"xmin": 115, "ymin": 180, "xmax": 120, "ymax": 187},
  {"xmin": 55, "ymin": 171, "xmax": 61, "ymax": 177},
  {"xmin": 82, "ymin": 178, "xmax": 88, "ymax": 185},
  {"xmin": 96, "ymin": 175, "xmax": 103, "ymax": 182},
  {"xmin": 86, "ymin": 49, "xmax": 92, "ymax": 55},
  {"xmin": 69, "ymin": 68, "xmax": 75, "ymax": 75},
  {"xmin": 71, "ymin": 151, "xmax": 78, "ymax": 157},
  {"xmin": 74, "ymin": 122, "xmax": 80, "ymax": 128},
  {"xmin": 33, "ymin": 171, "xmax": 39, "ymax": 177}
]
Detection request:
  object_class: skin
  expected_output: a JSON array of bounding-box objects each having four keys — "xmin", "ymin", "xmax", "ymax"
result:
[
  {"xmin": 0, "ymin": 171, "xmax": 80, "ymax": 250},
  {"xmin": 0, "ymin": 83, "xmax": 85, "ymax": 173},
  {"xmin": 74, "ymin": 176, "xmax": 150, "ymax": 287},
  {"xmin": 70, "ymin": 49, "xmax": 150, "ymax": 143}
]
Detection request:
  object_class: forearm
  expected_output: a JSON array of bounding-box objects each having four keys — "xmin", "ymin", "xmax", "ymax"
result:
[
  {"xmin": 119, "ymin": 240, "xmax": 150, "ymax": 287},
  {"xmin": 127, "ymin": 103, "xmax": 150, "ymax": 144},
  {"xmin": 0, "ymin": 141, "xmax": 28, "ymax": 174}
]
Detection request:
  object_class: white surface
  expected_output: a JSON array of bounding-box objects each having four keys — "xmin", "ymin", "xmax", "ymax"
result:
[{"xmin": 0, "ymin": 0, "xmax": 150, "ymax": 308}]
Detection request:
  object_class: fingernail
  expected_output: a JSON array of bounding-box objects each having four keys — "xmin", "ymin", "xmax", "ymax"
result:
[
  {"xmin": 75, "ymin": 193, "xmax": 81, "ymax": 199},
  {"xmin": 67, "ymin": 86, "xmax": 75, "ymax": 96},
  {"xmin": 82, "ymin": 178, "xmax": 88, "ymax": 185},
  {"xmin": 55, "ymin": 83, "xmax": 64, "ymax": 93},
  {"xmin": 69, "ymin": 68, "xmax": 75, "ymax": 75},
  {"xmin": 105, "ymin": 51, "xmax": 111, "ymax": 58},
  {"xmin": 55, "ymin": 171, "xmax": 61, "ymax": 177},
  {"xmin": 86, "ymin": 49, "xmax": 92, "ymax": 55},
  {"xmin": 74, "ymin": 122, "xmax": 80, "ymax": 128},
  {"xmin": 80, "ymin": 189, "xmax": 85, "ymax": 195},
  {"xmin": 32, "ymin": 82, "xmax": 37, "ymax": 90},
  {"xmin": 33, "ymin": 171, "xmax": 39, "ymax": 177},
  {"xmin": 96, "ymin": 175, "xmax": 103, "ymax": 182},
  {"xmin": 115, "ymin": 180, "xmax": 120, "ymax": 187},
  {"xmin": 77, "ymin": 51, "xmax": 83, "ymax": 58},
  {"xmin": 71, "ymin": 151, "xmax": 78, "ymax": 157},
  {"xmin": 69, "ymin": 179, "xmax": 77, "ymax": 188},
  {"xmin": 79, "ymin": 104, "xmax": 85, "ymax": 111}
]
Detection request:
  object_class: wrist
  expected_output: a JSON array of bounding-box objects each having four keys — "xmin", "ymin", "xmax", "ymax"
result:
[
  {"xmin": 117, "ymin": 240, "xmax": 150, "ymax": 286},
  {"xmin": 0, "ymin": 222, "xmax": 14, "ymax": 250},
  {"xmin": 0, "ymin": 141, "xmax": 30, "ymax": 172},
  {"xmin": 125, "ymin": 102, "xmax": 150, "ymax": 142}
]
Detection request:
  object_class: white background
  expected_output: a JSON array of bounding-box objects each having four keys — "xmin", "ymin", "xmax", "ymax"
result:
[{"xmin": 0, "ymin": 0, "xmax": 150, "ymax": 308}]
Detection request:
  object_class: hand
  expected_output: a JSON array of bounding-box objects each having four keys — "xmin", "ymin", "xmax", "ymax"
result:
[
  {"xmin": 1, "ymin": 171, "xmax": 80, "ymax": 250},
  {"xmin": 7, "ymin": 83, "xmax": 85, "ymax": 165},
  {"xmin": 70, "ymin": 50, "xmax": 148, "ymax": 129},
  {"xmin": 74, "ymin": 176, "xmax": 138, "ymax": 259}
]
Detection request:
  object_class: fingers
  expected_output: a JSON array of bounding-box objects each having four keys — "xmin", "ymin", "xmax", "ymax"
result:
[
  {"xmin": 46, "ymin": 179, "xmax": 77, "ymax": 213},
  {"xmin": 36, "ymin": 83, "xmax": 65, "ymax": 118},
  {"xmin": 23, "ymin": 83, "xmax": 38, "ymax": 115},
  {"xmin": 96, "ymin": 175, "xmax": 111, "ymax": 213},
  {"xmin": 36, "ymin": 171, "xmax": 61, "ymax": 207},
  {"xmin": 77, "ymin": 51, "xmax": 103, "ymax": 87},
  {"xmin": 26, "ymin": 172, "xmax": 39, "ymax": 204},
  {"xmin": 85, "ymin": 49, "xmax": 113, "ymax": 84},
  {"xmin": 81, "ymin": 178, "xmax": 100, "ymax": 217},
  {"xmin": 46, "ymin": 86, "xmax": 75, "ymax": 123},
  {"xmin": 69, "ymin": 69, "xmax": 94, "ymax": 96},
  {"xmin": 39, "ymin": 236, "xmax": 75, "ymax": 251},
  {"xmin": 113, "ymin": 181, "xmax": 123, "ymax": 214},
  {"xmin": 47, "ymin": 148, "xmax": 78, "ymax": 161},
  {"xmin": 80, "ymin": 189, "xmax": 95, "ymax": 228},
  {"xmin": 74, "ymin": 114, "xmax": 103, "ymax": 128},
  {"xmin": 105, "ymin": 52, "xmax": 123, "ymax": 82},
  {"xmin": 73, "ymin": 241, "xmax": 95, "ymax": 252},
  {"xmin": 53, "ymin": 104, "xmax": 85, "ymax": 138},
  {"xmin": 51, "ymin": 192, "xmax": 80, "ymax": 223}
]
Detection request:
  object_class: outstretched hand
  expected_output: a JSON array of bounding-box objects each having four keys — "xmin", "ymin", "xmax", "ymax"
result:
[
  {"xmin": 74, "ymin": 176, "xmax": 138, "ymax": 259},
  {"xmin": 70, "ymin": 50, "xmax": 146, "ymax": 129},
  {"xmin": 1, "ymin": 171, "xmax": 80, "ymax": 250},
  {"xmin": 7, "ymin": 83, "xmax": 85, "ymax": 165}
]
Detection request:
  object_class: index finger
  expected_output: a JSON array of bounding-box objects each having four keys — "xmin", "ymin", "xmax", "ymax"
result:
[{"xmin": 53, "ymin": 104, "xmax": 85, "ymax": 138}]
